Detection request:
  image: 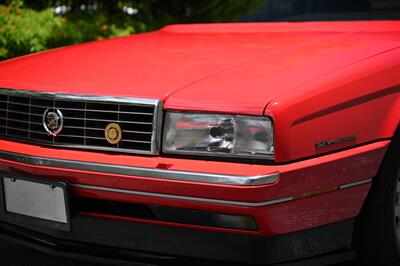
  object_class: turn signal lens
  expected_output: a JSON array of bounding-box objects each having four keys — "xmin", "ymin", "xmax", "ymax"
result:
[{"xmin": 212, "ymin": 213, "xmax": 258, "ymax": 231}]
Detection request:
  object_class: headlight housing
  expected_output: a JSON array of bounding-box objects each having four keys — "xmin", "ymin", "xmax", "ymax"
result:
[{"xmin": 162, "ymin": 112, "xmax": 274, "ymax": 159}]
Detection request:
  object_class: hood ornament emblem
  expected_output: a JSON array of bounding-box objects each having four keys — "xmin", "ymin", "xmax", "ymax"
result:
[{"xmin": 43, "ymin": 108, "xmax": 64, "ymax": 136}]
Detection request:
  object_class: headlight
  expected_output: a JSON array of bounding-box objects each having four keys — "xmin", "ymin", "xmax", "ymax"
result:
[{"xmin": 162, "ymin": 112, "xmax": 274, "ymax": 159}]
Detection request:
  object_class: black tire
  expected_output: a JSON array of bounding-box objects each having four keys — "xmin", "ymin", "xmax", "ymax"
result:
[{"xmin": 354, "ymin": 129, "xmax": 400, "ymax": 266}]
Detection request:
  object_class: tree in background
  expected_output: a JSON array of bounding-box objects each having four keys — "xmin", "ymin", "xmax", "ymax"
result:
[
  {"xmin": 0, "ymin": 0, "xmax": 266, "ymax": 60},
  {"xmin": 0, "ymin": 0, "xmax": 62, "ymax": 59}
]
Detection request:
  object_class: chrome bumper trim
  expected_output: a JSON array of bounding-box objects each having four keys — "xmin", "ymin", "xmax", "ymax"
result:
[
  {"xmin": 71, "ymin": 178, "xmax": 372, "ymax": 207},
  {"xmin": 72, "ymin": 184, "xmax": 293, "ymax": 207},
  {"xmin": 0, "ymin": 150, "xmax": 279, "ymax": 186},
  {"xmin": 339, "ymin": 178, "xmax": 372, "ymax": 189}
]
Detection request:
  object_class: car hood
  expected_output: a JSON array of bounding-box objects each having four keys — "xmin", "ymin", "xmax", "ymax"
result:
[{"xmin": 0, "ymin": 21, "xmax": 399, "ymax": 115}]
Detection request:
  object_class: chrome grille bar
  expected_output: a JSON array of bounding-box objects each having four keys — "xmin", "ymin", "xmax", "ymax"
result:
[
  {"xmin": 0, "ymin": 89, "xmax": 162, "ymax": 155},
  {"xmin": 0, "ymin": 100, "xmax": 155, "ymax": 115}
]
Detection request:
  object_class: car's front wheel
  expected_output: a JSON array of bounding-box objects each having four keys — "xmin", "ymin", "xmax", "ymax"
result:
[{"xmin": 354, "ymin": 131, "xmax": 400, "ymax": 266}]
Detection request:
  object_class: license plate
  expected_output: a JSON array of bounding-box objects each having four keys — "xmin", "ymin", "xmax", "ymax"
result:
[{"xmin": 1, "ymin": 176, "xmax": 70, "ymax": 231}]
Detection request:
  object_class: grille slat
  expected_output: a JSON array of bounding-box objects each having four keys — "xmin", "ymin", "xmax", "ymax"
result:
[
  {"xmin": 0, "ymin": 108, "xmax": 43, "ymax": 117},
  {"xmin": 63, "ymin": 116, "xmax": 153, "ymax": 125},
  {"xmin": 0, "ymin": 125, "xmax": 47, "ymax": 135},
  {"xmin": 61, "ymin": 125, "xmax": 151, "ymax": 135},
  {"xmin": 0, "ymin": 89, "xmax": 161, "ymax": 155},
  {"xmin": 5, "ymin": 117, "xmax": 42, "ymax": 125},
  {"xmin": 53, "ymin": 133, "xmax": 152, "ymax": 143}
]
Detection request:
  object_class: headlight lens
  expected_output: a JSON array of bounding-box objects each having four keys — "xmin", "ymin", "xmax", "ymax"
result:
[{"xmin": 163, "ymin": 112, "xmax": 274, "ymax": 159}]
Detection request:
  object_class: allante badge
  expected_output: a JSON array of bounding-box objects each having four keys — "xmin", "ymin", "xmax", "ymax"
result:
[{"xmin": 105, "ymin": 123, "xmax": 122, "ymax": 144}]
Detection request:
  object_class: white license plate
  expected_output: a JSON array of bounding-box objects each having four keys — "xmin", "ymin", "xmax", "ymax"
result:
[{"xmin": 3, "ymin": 177, "xmax": 68, "ymax": 224}]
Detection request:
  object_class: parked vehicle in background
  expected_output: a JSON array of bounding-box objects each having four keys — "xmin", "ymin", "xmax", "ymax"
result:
[{"xmin": 0, "ymin": 0, "xmax": 399, "ymax": 265}]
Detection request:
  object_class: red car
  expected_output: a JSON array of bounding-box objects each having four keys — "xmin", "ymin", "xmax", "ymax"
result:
[{"xmin": 0, "ymin": 1, "xmax": 399, "ymax": 265}]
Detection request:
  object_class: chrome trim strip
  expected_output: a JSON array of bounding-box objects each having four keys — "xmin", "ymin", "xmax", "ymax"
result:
[
  {"xmin": 71, "ymin": 177, "xmax": 373, "ymax": 207},
  {"xmin": 0, "ymin": 88, "xmax": 162, "ymax": 155},
  {"xmin": 0, "ymin": 89, "xmax": 159, "ymax": 106},
  {"xmin": 339, "ymin": 178, "xmax": 372, "ymax": 189},
  {"xmin": 72, "ymin": 184, "xmax": 293, "ymax": 207},
  {"xmin": 152, "ymin": 100, "xmax": 163, "ymax": 155},
  {"xmin": 0, "ymin": 150, "xmax": 279, "ymax": 186}
]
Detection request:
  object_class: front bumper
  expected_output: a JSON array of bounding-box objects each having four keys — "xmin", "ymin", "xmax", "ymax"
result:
[
  {"xmin": 0, "ymin": 139, "xmax": 389, "ymax": 264},
  {"xmin": 0, "ymin": 218, "xmax": 355, "ymax": 265}
]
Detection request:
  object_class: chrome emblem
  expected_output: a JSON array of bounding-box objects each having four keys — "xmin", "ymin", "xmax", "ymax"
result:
[
  {"xmin": 315, "ymin": 135, "xmax": 357, "ymax": 149},
  {"xmin": 43, "ymin": 108, "xmax": 64, "ymax": 136},
  {"xmin": 105, "ymin": 123, "xmax": 122, "ymax": 144}
]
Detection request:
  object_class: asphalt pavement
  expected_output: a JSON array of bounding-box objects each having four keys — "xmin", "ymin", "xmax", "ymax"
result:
[
  {"xmin": 0, "ymin": 240, "xmax": 361, "ymax": 266},
  {"xmin": 0, "ymin": 241, "xmax": 100, "ymax": 266}
]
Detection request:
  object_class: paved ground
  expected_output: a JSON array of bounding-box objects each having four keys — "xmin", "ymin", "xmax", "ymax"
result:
[
  {"xmin": 0, "ymin": 241, "xmax": 361, "ymax": 266},
  {"xmin": 0, "ymin": 242, "xmax": 100, "ymax": 266}
]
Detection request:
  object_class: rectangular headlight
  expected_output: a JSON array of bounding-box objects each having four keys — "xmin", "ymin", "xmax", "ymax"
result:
[{"xmin": 163, "ymin": 112, "xmax": 274, "ymax": 159}]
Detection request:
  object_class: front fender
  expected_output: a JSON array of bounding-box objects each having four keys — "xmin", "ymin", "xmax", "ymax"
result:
[{"xmin": 268, "ymin": 48, "xmax": 400, "ymax": 163}]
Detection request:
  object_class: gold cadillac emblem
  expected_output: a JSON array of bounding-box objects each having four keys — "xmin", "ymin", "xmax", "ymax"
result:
[
  {"xmin": 105, "ymin": 123, "xmax": 122, "ymax": 144},
  {"xmin": 43, "ymin": 108, "xmax": 64, "ymax": 136}
]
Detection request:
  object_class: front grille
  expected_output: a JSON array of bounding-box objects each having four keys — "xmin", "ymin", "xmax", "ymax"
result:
[{"xmin": 0, "ymin": 89, "xmax": 162, "ymax": 155}]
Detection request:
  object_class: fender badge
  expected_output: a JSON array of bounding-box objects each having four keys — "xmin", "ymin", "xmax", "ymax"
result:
[
  {"xmin": 315, "ymin": 135, "xmax": 357, "ymax": 149},
  {"xmin": 43, "ymin": 108, "xmax": 64, "ymax": 136},
  {"xmin": 105, "ymin": 123, "xmax": 122, "ymax": 144}
]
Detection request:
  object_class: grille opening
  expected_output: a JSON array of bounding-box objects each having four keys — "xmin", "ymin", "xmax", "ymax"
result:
[
  {"xmin": 31, "ymin": 106, "xmax": 46, "ymax": 115},
  {"xmin": 87, "ymin": 102, "xmax": 119, "ymax": 112},
  {"xmin": 85, "ymin": 129, "xmax": 105, "ymax": 138},
  {"xmin": 0, "ymin": 90, "xmax": 160, "ymax": 154},
  {"xmin": 86, "ymin": 111, "xmax": 117, "ymax": 121},
  {"xmin": 86, "ymin": 120, "xmax": 111, "ymax": 129},
  {"xmin": 120, "ymin": 122, "xmax": 153, "ymax": 132},
  {"xmin": 56, "ymin": 100, "xmax": 85, "ymax": 109},
  {"xmin": 31, "ymin": 98, "xmax": 53, "ymax": 107},
  {"xmin": 7, "ymin": 128, "xmax": 28, "ymax": 139},
  {"xmin": 30, "ymin": 123, "xmax": 46, "ymax": 132},
  {"xmin": 60, "ymin": 109, "xmax": 85, "ymax": 118},
  {"xmin": 65, "ymin": 118, "xmax": 85, "ymax": 127},
  {"xmin": 74, "ymin": 197, "xmax": 258, "ymax": 231},
  {"xmin": 9, "ymin": 96, "xmax": 29, "ymax": 104},
  {"xmin": 74, "ymin": 197, "xmax": 155, "ymax": 220},
  {"xmin": 120, "ymin": 141, "xmax": 151, "ymax": 151},
  {"xmin": 120, "ymin": 105, "xmax": 155, "ymax": 113},
  {"xmin": 56, "ymin": 136, "xmax": 85, "ymax": 145},
  {"xmin": 123, "ymin": 131, "xmax": 151, "ymax": 142},
  {"xmin": 30, "ymin": 133, "xmax": 53, "ymax": 143},
  {"xmin": 7, "ymin": 120, "xmax": 27, "ymax": 129},
  {"xmin": 119, "ymin": 113, "xmax": 153, "ymax": 123},
  {"xmin": 59, "ymin": 127, "xmax": 84, "ymax": 136},
  {"xmin": 85, "ymin": 138, "xmax": 118, "ymax": 148}
]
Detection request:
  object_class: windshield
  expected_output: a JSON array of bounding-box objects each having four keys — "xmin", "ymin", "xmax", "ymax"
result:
[
  {"xmin": 182, "ymin": 0, "xmax": 400, "ymax": 23},
  {"xmin": 240, "ymin": 0, "xmax": 400, "ymax": 22}
]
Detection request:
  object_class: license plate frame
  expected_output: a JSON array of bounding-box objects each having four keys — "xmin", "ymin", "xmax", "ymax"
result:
[{"xmin": 0, "ymin": 173, "xmax": 71, "ymax": 231}]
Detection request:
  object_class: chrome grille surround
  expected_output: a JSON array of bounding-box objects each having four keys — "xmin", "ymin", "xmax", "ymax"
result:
[{"xmin": 0, "ymin": 89, "xmax": 163, "ymax": 155}]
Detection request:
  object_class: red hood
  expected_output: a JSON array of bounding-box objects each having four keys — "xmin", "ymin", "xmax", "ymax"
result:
[{"xmin": 0, "ymin": 21, "xmax": 399, "ymax": 115}]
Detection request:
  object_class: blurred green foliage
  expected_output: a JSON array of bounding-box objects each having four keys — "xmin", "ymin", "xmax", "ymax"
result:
[
  {"xmin": 0, "ymin": 0, "xmax": 266, "ymax": 60},
  {"xmin": 0, "ymin": 0, "xmax": 61, "ymax": 59}
]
